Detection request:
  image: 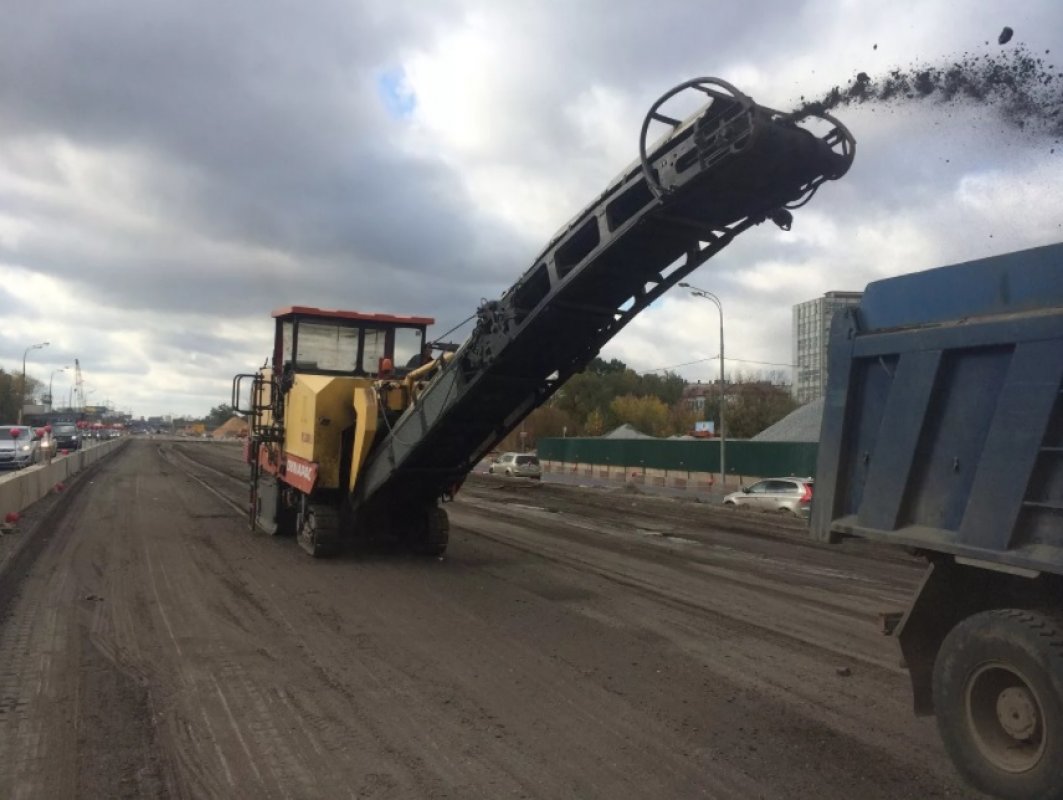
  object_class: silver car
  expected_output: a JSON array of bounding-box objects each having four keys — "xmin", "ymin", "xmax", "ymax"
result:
[
  {"xmin": 724, "ymin": 477, "xmax": 813, "ymax": 517},
  {"xmin": 488, "ymin": 452, "xmax": 542, "ymax": 479},
  {"xmin": 0, "ymin": 425, "xmax": 45, "ymax": 470}
]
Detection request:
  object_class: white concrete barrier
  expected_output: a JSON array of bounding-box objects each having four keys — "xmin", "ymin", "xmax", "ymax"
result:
[
  {"xmin": 537, "ymin": 458, "xmax": 756, "ymax": 496},
  {"xmin": 0, "ymin": 439, "xmax": 125, "ymax": 519}
]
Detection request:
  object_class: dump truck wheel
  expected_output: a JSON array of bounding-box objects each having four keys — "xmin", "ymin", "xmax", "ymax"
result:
[{"xmin": 933, "ymin": 609, "xmax": 1063, "ymax": 800}]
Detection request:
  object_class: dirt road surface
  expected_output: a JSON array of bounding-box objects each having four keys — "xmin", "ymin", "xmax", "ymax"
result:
[{"xmin": 0, "ymin": 440, "xmax": 985, "ymax": 798}]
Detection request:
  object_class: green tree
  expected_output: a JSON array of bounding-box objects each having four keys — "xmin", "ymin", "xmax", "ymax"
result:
[
  {"xmin": 205, "ymin": 403, "xmax": 238, "ymax": 429},
  {"xmin": 588, "ymin": 357, "xmax": 627, "ymax": 375},
  {"xmin": 0, "ymin": 370, "xmax": 43, "ymax": 421},
  {"xmin": 724, "ymin": 373, "xmax": 798, "ymax": 439},
  {"xmin": 552, "ymin": 370, "xmax": 614, "ymax": 424},
  {"xmin": 0, "ymin": 370, "xmax": 18, "ymax": 422},
  {"xmin": 639, "ymin": 371, "xmax": 686, "ymax": 406},
  {"xmin": 551, "ymin": 358, "xmax": 691, "ymax": 436}
]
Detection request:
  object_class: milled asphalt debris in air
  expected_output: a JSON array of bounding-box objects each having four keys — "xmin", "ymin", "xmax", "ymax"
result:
[{"xmin": 792, "ymin": 27, "xmax": 1062, "ymax": 145}]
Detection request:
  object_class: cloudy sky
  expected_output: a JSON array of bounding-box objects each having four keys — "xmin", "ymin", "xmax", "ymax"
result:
[{"xmin": 1, "ymin": 0, "xmax": 1061, "ymax": 418}]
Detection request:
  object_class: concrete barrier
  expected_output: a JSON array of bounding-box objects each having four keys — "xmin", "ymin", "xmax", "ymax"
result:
[
  {"xmin": 0, "ymin": 439, "xmax": 125, "ymax": 520},
  {"xmin": 539, "ymin": 457, "xmax": 757, "ymax": 496}
]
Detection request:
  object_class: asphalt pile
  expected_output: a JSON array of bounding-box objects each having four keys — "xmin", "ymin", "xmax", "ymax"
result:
[{"xmin": 792, "ymin": 29, "xmax": 1062, "ymax": 143}]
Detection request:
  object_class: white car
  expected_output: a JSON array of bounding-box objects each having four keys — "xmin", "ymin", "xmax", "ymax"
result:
[
  {"xmin": 488, "ymin": 453, "xmax": 541, "ymax": 479},
  {"xmin": 0, "ymin": 425, "xmax": 47, "ymax": 470},
  {"xmin": 724, "ymin": 477, "xmax": 813, "ymax": 517}
]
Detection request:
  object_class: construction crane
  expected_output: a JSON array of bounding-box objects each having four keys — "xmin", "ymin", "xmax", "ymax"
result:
[{"xmin": 233, "ymin": 77, "xmax": 855, "ymax": 557}]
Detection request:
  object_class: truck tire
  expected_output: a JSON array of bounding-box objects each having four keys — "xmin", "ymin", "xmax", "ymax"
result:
[{"xmin": 933, "ymin": 608, "xmax": 1063, "ymax": 800}]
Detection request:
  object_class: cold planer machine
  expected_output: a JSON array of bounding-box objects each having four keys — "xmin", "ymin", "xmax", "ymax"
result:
[{"xmin": 233, "ymin": 77, "xmax": 855, "ymax": 556}]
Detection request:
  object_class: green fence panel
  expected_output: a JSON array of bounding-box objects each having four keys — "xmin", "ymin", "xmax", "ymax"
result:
[{"xmin": 538, "ymin": 438, "xmax": 817, "ymax": 478}]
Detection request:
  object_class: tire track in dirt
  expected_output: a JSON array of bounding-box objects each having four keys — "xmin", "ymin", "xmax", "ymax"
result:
[
  {"xmin": 2, "ymin": 440, "xmax": 985, "ymax": 798},
  {"xmin": 175, "ymin": 440, "xmax": 967, "ymax": 796},
  {"xmin": 0, "ymin": 452, "xmax": 173, "ymax": 800},
  {"xmin": 451, "ymin": 498, "xmax": 908, "ymax": 672}
]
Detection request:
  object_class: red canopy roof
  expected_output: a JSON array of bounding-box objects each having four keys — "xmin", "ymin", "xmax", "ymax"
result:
[{"xmin": 272, "ymin": 306, "xmax": 433, "ymax": 326}]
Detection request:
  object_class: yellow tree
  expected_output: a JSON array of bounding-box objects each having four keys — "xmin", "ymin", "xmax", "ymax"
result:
[
  {"xmin": 667, "ymin": 402, "xmax": 699, "ymax": 436},
  {"xmin": 609, "ymin": 394, "xmax": 670, "ymax": 437},
  {"xmin": 583, "ymin": 408, "xmax": 607, "ymax": 436}
]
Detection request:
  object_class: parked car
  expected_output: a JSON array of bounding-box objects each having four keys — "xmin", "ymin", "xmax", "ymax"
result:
[
  {"xmin": 723, "ymin": 477, "xmax": 813, "ymax": 517},
  {"xmin": 52, "ymin": 422, "xmax": 82, "ymax": 451},
  {"xmin": 0, "ymin": 425, "xmax": 45, "ymax": 470},
  {"xmin": 488, "ymin": 452, "xmax": 542, "ymax": 479}
]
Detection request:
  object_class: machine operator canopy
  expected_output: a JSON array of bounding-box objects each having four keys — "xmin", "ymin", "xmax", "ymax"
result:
[{"xmin": 271, "ymin": 306, "xmax": 435, "ymax": 377}]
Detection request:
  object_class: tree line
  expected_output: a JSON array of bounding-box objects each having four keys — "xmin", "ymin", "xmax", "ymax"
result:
[
  {"xmin": 0, "ymin": 369, "xmax": 42, "ymax": 423},
  {"xmin": 5, "ymin": 360, "xmax": 796, "ymax": 447},
  {"xmin": 494, "ymin": 358, "xmax": 798, "ymax": 452}
]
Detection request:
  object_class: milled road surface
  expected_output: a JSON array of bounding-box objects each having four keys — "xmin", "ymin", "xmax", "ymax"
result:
[{"xmin": 0, "ymin": 439, "xmax": 985, "ymax": 798}]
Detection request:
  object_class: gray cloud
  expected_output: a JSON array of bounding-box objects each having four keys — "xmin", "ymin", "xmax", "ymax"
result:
[{"xmin": 0, "ymin": 0, "xmax": 1061, "ymax": 415}]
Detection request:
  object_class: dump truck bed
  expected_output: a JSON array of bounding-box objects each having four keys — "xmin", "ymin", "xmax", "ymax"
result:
[{"xmin": 811, "ymin": 242, "xmax": 1063, "ymax": 576}]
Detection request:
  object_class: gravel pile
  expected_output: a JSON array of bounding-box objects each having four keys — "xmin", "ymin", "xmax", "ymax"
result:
[{"xmin": 751, "ymin": 398, "xmax": 824, "ymax": 443}]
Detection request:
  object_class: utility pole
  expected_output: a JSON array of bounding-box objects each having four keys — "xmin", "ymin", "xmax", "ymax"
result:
[
  {"xmin": 678, "ymin": 283, "xmax": 726, "ymax": 492},
  {"xmin": 19, "ymin": 341, "xmax": 49, "ymax": 423},
  {"xmin": 48, "ymin": 366, "xmax": 68, "ymax": 411}
]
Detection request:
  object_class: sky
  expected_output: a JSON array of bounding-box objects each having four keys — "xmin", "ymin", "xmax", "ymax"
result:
[{"xmin": 1, "ymin": 0, "xmax": 1061, "ymax": 418}]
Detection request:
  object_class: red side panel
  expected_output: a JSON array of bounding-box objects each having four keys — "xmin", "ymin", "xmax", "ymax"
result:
[
  {"xmin": 254, "ymin": 446, "xmax": 319, "ymax": 493},
  {"xmin": 280, "ymin": 453, "xmax": 319, "ymax": 493}
]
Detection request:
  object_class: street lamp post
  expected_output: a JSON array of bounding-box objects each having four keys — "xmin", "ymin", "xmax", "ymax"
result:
[
  {"xmin": 678, "ymin": 283, "xmax": 725, "ymax": 492},
  {"xmin": 48, "ymin": 366, "xmax": 69, "ymax": 411},
  {"xmin": 18, "ymin": 341, "xmax": 50, "ymax": 423}
]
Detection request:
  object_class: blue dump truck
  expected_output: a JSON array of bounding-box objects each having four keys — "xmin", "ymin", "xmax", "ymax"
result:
[{"xmin": 812, "ymin": 243, "xmax": 1063, "ymax": 800}]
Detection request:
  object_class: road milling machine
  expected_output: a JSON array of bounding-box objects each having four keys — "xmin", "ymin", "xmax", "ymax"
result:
[{"xmin": 233, "ymin": 77, "xmax": 855, "ymax": 557}]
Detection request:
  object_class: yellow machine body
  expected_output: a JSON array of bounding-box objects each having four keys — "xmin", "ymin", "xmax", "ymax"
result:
[
  {"xmin": 282, "ymin": 374, "xmax": 381, "ymax": 492},
  {"xmin": 248, "ymin": 369, "xmax": 422, "ymax": 495},
  {"xmin": 233, "ymin": 305, "xmax": 439, "ymax": 556}
]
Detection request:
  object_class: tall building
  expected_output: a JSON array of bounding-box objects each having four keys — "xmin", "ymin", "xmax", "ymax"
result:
[{"xmin": 792, "ymin": 291, "xmax": 863, "ymax": 403}]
